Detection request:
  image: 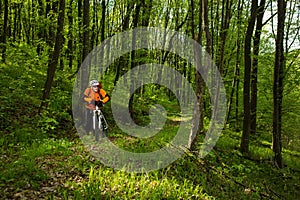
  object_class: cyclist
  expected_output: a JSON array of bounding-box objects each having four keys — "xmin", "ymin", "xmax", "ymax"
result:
[{"xmin": 83, "ymin": 80, "xmax": 110, "ymax": 134}]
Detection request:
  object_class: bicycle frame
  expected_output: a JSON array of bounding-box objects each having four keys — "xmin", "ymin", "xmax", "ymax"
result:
[{"xmin": 92, "ymin": 105, "xmax": 108, "ymax": 140}]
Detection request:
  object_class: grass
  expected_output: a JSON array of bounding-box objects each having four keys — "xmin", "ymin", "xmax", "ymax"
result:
[
  {"xmin": 76, "ymin": 166, "xmax": 213, "ymax": 199},
  {"xmin": 1, "ymin": 43, "xmax": 300, "ymax": 199},
  {"xmin": 1, "ymin": 121, "xmax": 300, "ymax": 199}
]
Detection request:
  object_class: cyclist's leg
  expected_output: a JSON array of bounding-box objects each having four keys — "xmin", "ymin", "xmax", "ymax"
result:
[{"xmin": 85, "ymin": 109, "xmax": 93, "ymax": 134}]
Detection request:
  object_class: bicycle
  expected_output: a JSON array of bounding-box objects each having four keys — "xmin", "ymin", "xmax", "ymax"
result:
[{"xmin": 93, "ymin": 105, "xmax": 109, "ymax": 141}]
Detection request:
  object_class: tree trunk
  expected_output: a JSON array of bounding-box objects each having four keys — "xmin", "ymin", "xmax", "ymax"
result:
[
  {"xmin": 67, "ymin": 0, "xmax": 73, "ymax": 69},
  {"xmin": 12, "ymin": 3, "xmax": 17, "ymax": 42},
  {"xmin": 82, "ymin": 0, "xmax": 90, "ymax": 62},
  {"xmin": 216, "ymin": 0, "xmax": 233, "ymax": 75},
  {"xmin": 90, "ymin": 0, "xmax": 97, "ymax": 49},
  {"xmin": 226, "ymin": 0, "xmax": 243, "ymax": 126},
  {"xmin": 235, "ymin": 61, "xmax": 240, "ymax": 132},
  {"xmin": 25, "ymin": 0, "xmax": 32, "ymax": 44},
  {"xmin": 156, "ymin": 6, "xmax": 170, "ymax": 84},
  {"xmin": 272, "ymin": 0, "xmax": 286, "ymax": 169},
  {"xmin": 37, "ymin": 0, "xmax": 45, "ymax": 54},
  {"xmin": 17, "ymin": 4, "xmax": 22, "ymax": 41},
  {"xmin": 0, "ymin": 0, "xmax": 2, "ymax": 18},
  {"xmin": 141, "ymin": 0, "xmax": 152, "ymax": 27},
  {"xmin": 40, "ymin": 0, "xmax": 65, "ymax": 111},
  {"xmin": 80, "ymin": 0, "xmax": 90, "ymax": 97},
  {"xmin": 46, "ymin": 0, "xmax": 58, "ymax": 46},
  {"xmin": 241, "ymin": 0, "xmax": 258, "ymax": 155},
  {"xmin": 77, "ymin": 0, "xmax": 83, "ymax": 70},
  {"xmin": 101, "ymin": 0, "xmax": 106, "ymax": 42},
  {"xmin": 250, "ymin": 0, "xmax": 266, "ymax": 135},
  {"xmin": 1, "ymin": 0, "xmax": 8, "ymax": 62},
  {"xmin": 31, "ymin": 0, "xmax": 35, "ymax": 42},
  {"xmin": 129, "ymin": 2, "xmax": 141, "ymax": 115},
  {"xmin": 114, "ymin": 1, "xmax": 134, "ymax": 86},
  {"xmin": 201, "ymin": 0, "xmax": 211, "ymax": 130},
  {"xmin": 227, "ymin": 60, "xmax": 239, "ymax": 124},
  {"xmin": 188, "ymin": 0, "xmax": 203, "ymax": 150}
]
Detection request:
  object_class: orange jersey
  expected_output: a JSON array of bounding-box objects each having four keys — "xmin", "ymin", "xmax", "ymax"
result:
[{"xmin": 84, "ymin": 87, "xmax": 110, "ymax": 110}]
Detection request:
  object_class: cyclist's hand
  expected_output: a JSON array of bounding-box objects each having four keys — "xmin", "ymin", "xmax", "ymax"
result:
[{"xmin": 95, "ymin": 100, "xmax": 103, "ymax": 107}]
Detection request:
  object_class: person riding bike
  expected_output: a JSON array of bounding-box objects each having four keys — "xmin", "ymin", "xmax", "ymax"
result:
[{"xmin": 83, "ymin": 80, "xmax": 110, "ymax": 134}]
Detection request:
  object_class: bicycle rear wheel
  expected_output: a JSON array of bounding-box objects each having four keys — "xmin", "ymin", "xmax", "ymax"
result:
[{"xmin": 101, "ymin": 117, "xmax": 108, "ymax": 137}]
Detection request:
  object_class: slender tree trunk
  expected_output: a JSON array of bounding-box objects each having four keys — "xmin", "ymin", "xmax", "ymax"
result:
[
  {"xmin": 117, "ymin": 1, "xmax": 135, "ymax": 86},
  {"xmin": 217, "ymin": 0, "xmax": 232, "ymax": 75},
  {"xmin": 40, "ymin": 0, "xmax": 65, "ymax": 111},
  {"xmin": 201, "ymin": 0, "xmax": 211, "ymax": 129},
  {"xmin": 241, "ymin": 0, "xmax": 258, "ymax": 155},
  {"xmin": 141, "ymin": 0, "xmax": 152, "ymax": 27},
  {"xmin": 67, "ymin": 0, "xmax": 73, "ymax": 69},
  {"xmin": 26, "ymin": 0, "xmax": 32, "ymax": 44},
  {"xmin": 37, "ymin": 0, "xmax": 45, "ymax": 54},
  {"xmin": 188, "ymin": 0, "xmax": 203, "ymax": 150},
  {"xmin": 226, "ymin": 0, "xmax": 243, "ymax": 126},
  {"xmin": 46, "ymin": 1, "xmax": 58, "ymax": 46},
  {"xmin": 122, "ymin": 1, "xmax": 135, "ymax": 31},
  {"xmin": 1, "ymin": 0, "xmax": 8, "ymax": 62},
  {"xmin": 272, "ymin": 0, "xmax": 286, "ymax": 169},
  {"xmin": 234, "ymin": 0, "xmax": 244, "ymax": 131},
  {"xmin": 114, "ymin": 1, "xmax": 134, "ymax": 86},
  {"xmin": 80, "ymin": 0, "xmax": 90, "ymax": 97},
  {"xmin": 12, "ymin": 3, "xmax": 17, "ymax": 42},
  {"xmin": 250, "ymin": 0, "xmax": 266, "ymax": 135},
  {"xmin": 90, "ymin": 0, "xmax": 97, "ymax": 49},
  {"xmin": 156, "ymin": 6, "xmax": 170, "ymax": 84},
  {"xmin": 101, "ymin": 0, "xmax": 106, "ymax": 42},
  {"xmin": 235, "ymin": 62, "xmax": 240, "ymax": 131},
  {"xmin": 82, "ymin": 0, "xmax": 90, "ymax": 62},
  {"xmin": 45, "ymin": 0, "xmax": 51, "ymax": 46},
  {"xmin": 227, "ymin": 61, "xmax": 239, "ymax": 124},
  {"xmin": 0, "ymin": 0, "xmax": 2, "ymax": 18},
  {"xmin": 77, "ymin": 0, "xmax": 83, "ymax": 70},
  {"xmin": 17, "ymin": 4, "xmax": 22, "ymax": 41},
  {"xmin": 129, "ymin": 2, "xmax": 141, "ymax": 115},
  {"xmin": 31, "ymin": 0, "xmax": 36, "ymax": 42}
]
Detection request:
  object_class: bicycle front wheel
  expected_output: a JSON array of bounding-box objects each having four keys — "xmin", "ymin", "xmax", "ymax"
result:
[
  {"xmin": 94, "ymin": 117, "xmax": 105, "ymax": 142},
  {"xmin": 94, "ymin": 118, "xmax": 100, "ymax": 142}
]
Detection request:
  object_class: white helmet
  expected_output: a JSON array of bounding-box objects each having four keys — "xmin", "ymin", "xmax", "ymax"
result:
[{"xmin": 90, "ymin": 80, "xmax": 99, "ymax": 87}]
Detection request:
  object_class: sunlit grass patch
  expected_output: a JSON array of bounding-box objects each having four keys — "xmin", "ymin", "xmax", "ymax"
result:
[{"xmin": 74, "ymin": 166, "xmax": 214, "ymax": 199}]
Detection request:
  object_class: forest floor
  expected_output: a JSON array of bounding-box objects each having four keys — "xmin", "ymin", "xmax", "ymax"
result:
[{"xmin": 1, "ymin": 127, "xmax": 300, "ymax": 199}]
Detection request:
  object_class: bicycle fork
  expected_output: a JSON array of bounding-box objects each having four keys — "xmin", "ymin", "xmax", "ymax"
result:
[{"xmin": 93, "ymin": 110, "xmax": 100, "ymax": 130}]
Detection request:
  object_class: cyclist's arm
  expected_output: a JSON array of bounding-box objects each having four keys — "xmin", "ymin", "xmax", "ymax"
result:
[
  {"xmin": 83, "ymin": 88, "xmax": 92, "ymax": 103},
  {"xmin": 100, "ymin": 89, "xmax": 110, "ymax": 103}
]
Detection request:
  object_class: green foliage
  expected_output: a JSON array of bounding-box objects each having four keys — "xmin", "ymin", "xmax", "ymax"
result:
[{"xmin": 1, "ymin": 1, "xmax": 300, "ymax": 197}]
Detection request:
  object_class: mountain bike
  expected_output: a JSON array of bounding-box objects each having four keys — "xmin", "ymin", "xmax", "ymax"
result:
[{"xmin": 93, "ymin": 105, "xmax": 109, "ymax": 141}]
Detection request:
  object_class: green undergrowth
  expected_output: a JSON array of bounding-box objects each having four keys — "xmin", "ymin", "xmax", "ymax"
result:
[
  {"xmin": 1, "ymin": 44, "xmax": 300, "ymax": 199},
  {"xmin": 2, "ymin": 129, "xmax": 299, "ymax": 199}
]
